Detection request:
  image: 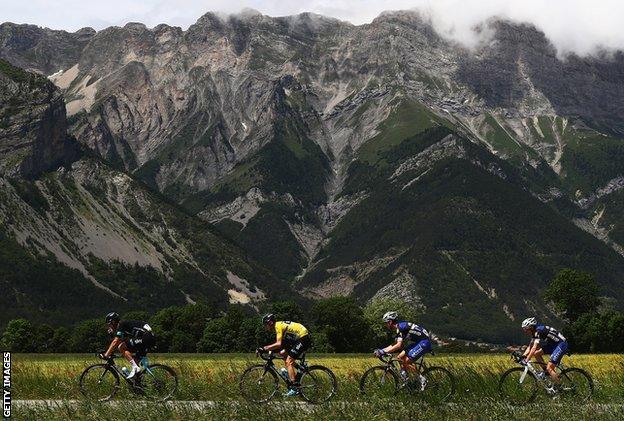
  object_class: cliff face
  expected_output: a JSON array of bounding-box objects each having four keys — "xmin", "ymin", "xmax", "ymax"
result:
[{"xmin": 0, "ymin": 59, "xmax": 79, "ymax": 178}]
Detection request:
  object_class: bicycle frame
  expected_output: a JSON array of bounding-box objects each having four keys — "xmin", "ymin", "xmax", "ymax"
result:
[
  {"xmin": 377, "ymin": 353, "xmax": 428, "ymax": 374},
  {"xmin": 516, "ymin": 357, "xmax": 565, "ymax": 391},
  {"xmin": 258, "ymin": 351, "xmax": 308, "ymax": 387},
  {"xmin": 100, "ymin": 355, "xmax": 155, "ymax": 389}
]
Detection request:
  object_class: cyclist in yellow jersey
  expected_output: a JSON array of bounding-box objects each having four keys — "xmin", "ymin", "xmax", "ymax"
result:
[{"xmin": 257, "ymin": 314, "xmax": 311, "ymax": 397}]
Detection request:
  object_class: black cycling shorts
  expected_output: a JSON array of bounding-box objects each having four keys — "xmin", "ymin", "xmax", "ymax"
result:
[
  {"xmin": 127, "ymin": 331, "xmax": 155, "ymax": 357},
  {"xmin": 286, "ymin": 335, "xmax": 311, "ymax": 359}
]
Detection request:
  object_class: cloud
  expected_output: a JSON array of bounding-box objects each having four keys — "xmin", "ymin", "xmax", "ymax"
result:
[{"xmin": 1, "ymin": 0, "xmax": 623, "ymax": 57}]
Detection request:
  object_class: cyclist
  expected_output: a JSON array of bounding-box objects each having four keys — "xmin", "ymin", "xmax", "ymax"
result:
[
  {"xmin": 257, "ymin": 314, "xmax": 311, "ymax": 397},
  {"xmin": 99, "ymin": 312, "xmax": 155, "ymax": 379},
  {"xmin": 521, "ymin": 317, "xmax": 568, "ymax": 387},
  {"xmin": 374, "ymin": 311, "xmax": 431, "ymax": 389}
]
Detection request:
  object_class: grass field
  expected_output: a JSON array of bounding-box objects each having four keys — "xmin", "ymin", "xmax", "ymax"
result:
[{"xmin": 10, "ymin": 353, "xmax": 624, "ymax": 420}]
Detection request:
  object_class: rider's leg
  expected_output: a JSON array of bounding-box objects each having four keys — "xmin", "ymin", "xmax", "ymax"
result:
[
  {"xmin": 117, "ymin": 341, "xmax": 135, "ymax": 365},
  {"xmin": 546, "ymin": 342, "xmax": 567, "ymax": 384},
  {"xmin": 546, "ymin": 361, "xmax": 561, "ymax": 383},
  {"xmin": 397, "ymin": 351, "xmax": 413, "ymax": 372},
  {"xmin": 285, "ymin": 355, "xmax": 297, "ymax": 383}
]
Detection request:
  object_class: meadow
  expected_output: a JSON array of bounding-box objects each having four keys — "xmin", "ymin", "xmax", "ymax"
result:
[{"xmin": 10, "ymin": 353, "xmax": 624, "ymax": 420}]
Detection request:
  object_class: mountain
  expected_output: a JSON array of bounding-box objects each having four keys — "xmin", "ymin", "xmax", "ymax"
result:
[
  {"xmin": 2, "ymin": 10, "xmax": 624, "ymax": 341},
  {"xmin": 0, "ymin": 58, "xmax": 297, "ymax": 327}
]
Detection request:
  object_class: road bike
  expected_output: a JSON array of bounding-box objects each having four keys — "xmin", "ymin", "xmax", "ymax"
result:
[
  {"xmin": 499, "ymin": 350, "xmax": 593, "ymax": 405},
  {"xmin": 359, "ymin": 352, "xmax": 455, "ymax": 404},
  {"xmin": 239, "ymin": 350, "xmax": 337, "ymax": 404},
  {"xmin": 79, "ymin": 353, "xmax": 178, "ymax": 402}
]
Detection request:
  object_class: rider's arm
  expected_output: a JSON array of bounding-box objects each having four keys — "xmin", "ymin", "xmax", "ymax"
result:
[
  {"xmin": 524, "ymin": 340, "xmax": 540, "ymax": 361},
  {"xmin": 522, "ymin": 340, "xmax": 534, "ymax": 358},
  {"xmin": 104, "ymin": 337, "xmax": 122, "ymax": 357},
  {"xmin": 382, "ymin": 340, "xmax": 403, "ymax": 354},
  {"xmin": 263, "ymin": 323, "xmax": 283, "ymax": 352},
  {"xmin": 263, "ymin": 339, "xmax": 283, "ymax": 352}
]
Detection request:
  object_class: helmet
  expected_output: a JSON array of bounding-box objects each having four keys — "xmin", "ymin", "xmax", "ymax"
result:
[
  {"xmin": 105, "ymin": 312, "xmax": 120, "ymax": 324},
  {"xmin": 521, "ymin": 317, "xmax": 537, "ymax": 329},
  {"xmin": 382, "ymin": 311, "xmax": 399, "ymax": 323},
  {"xmin": 262, "ymin": 313, "xmax": 276, "ymax": 325}
]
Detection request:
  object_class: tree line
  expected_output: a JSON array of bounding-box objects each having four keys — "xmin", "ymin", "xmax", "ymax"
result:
[
  {"xmin": 0, "ymin": 296, "xmax": 420, "ymax": 353},
  {"xmin": 1, "ymin": 269, "xmax": 622, "ymax": 353},
  {"xmin": 544, "ymin": 269, "xmax": 624, "ymax": 352}
]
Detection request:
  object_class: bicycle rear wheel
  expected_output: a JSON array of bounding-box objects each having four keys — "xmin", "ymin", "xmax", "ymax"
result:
[
  {"xmin": 138, "ymin": 364, "xmax": 178, "ymax": 402},
  {"xmin": 239, "ymin": 364, "xmax": 279, "ymax": 403},
  {"xmin": 560, "ymin": 367, "xmax": 593, "ymax": 402},
  {"xmin": 421, "ymin": 366, "xmax": 455, "ymax": 405},
  {"xmin": 359, "ymin": 366, "xmax": 399, "ymax": 398},
  {"xmin": 299, "ymin": 365, "xmax": 338, "ymax": 404},
  {"xmin": 79, "ymin": 364, "xmax": 120, "ymax": 401},
  {"xmin": 499, "ymin": 367, "xmax": 538, "ymax": 405}
]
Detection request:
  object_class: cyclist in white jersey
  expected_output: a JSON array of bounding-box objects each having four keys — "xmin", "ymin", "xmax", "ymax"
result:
[{"xmin": 521, "ymin": 317, "xmax": 569, "ymax": 386}]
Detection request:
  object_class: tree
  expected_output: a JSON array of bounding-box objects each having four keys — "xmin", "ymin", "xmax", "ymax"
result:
[
  {"xmin": 70, "ymin": 319, "xmax": 110, "ymax": 353},
  {"xmin": 312, "ymin": 297, "xmax": 373, "ymax": 352},
  {"xmin": 150, "ymin": 304, "xmax": 216, "ymax": 352},
  {"xmin": 0, "ymin": 319, "xmax": 36, "ymax": 352},
  {"xmin": 49, "ymin": 327, "xmax": 72, "ymax": 353},
  {"xmin": 33, "ymin": 324, "xmax": 55, "ymax": 352},
  {"xmin": 270, "ymin": 301, "xmax": 306, "ymax": 323},
  {"xmin": 544, "ymin": 269, "xmax": 600, "ymax": 322}
]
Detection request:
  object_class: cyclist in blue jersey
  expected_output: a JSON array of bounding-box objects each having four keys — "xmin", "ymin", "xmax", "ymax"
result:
[
  {"xmin": 373, "ymin": 311, "xmax": 432, "ymax": 390},
  {"xmin": 521, "ymin": 317, "xmax": 569, "ymax": 386}
]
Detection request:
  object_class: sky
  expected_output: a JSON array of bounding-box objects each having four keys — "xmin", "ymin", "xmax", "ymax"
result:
[{"xmin": 2, "ymin": 0, "xmax": 623, "ymax": 57}]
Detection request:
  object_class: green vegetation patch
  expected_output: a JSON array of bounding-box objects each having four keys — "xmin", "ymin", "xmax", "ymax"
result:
[{"xmin": 560, "ymin": 127, "xmax": 624, "ymax": 194}]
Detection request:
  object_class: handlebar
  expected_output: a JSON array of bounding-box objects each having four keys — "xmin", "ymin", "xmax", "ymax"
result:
[
  {"xmin": 257, "ymin": 350, "xmax": 276, "ymax": 361},
  {"xmin": 96, "ymin": 351, "xmax": 119, "ymax": 361}
]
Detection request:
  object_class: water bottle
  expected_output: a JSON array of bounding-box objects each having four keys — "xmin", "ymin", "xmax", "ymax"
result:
[
  {"xmin": 121, "ymin": 367, "xmax": 129, "ymax": 378},
  {"xmin": 140, "ymin": 356, "xmax": 149, "ymax": 369},
  {"xmin": 279, "ymin": 368, "xmax": 289, "ymax": 381},
  {"xmin": 400, "ymin": 369, "xmax": 409, "ymax": 381}
]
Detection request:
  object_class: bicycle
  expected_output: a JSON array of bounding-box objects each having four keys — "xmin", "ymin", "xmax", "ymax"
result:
[
  {"xmin": 359, "ymin": 352, "xmax": 455, "ymax": 404},
  {"xmin": 79, "ymin": 353, "xmax": 178, "ymax": 402},
  {"xmin": 499, "ymin": 350, "xmax": 593, "ymax": 405},
  {"xmin": 239, "ymin": 350, "xmax": 338, "ymax": 404}
]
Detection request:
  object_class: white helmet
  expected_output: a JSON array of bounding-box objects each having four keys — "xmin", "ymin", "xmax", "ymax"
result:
[
  {"xmin": 382, "ymin": 311, "xmax": 399, "ymax": 323},
  {"xmin": 521, "ymin": 317, "xmax": 537, "ymax": 329}
]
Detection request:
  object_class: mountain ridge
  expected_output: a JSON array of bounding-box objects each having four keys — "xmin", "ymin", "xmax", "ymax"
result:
[{"xmin": 2, "ymin": 10, "xmax": 624, "ymax": 341}]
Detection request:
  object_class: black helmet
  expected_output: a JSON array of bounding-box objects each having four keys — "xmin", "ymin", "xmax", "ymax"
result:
[
  {"xmin": 262, "ymin": 313, "xmax": 276, "ymax": 325},
  {"xmin": 105, "ymin": 312, "xmax": 120, "ymax": 324}
]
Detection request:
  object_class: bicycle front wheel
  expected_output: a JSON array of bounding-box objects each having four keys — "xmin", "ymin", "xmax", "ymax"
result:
[
  {"xmin": 299, "ymin": 365, "xmax": 338, "ymax": 404},
  {"xmin": 499, "ymin": 367, "xmax": 538, "ymax": 405},
  {"xmin": 560, "ymin": 367, "xmax": 593, "ymax": 402},
  {"xmin": 359, "ymin": 366, "xmax": 399, "ymax": 398},
  {"xmin": 239, "ymin": 364, "xmax": 279, "ymax": 403},
  {"xmin": 421, "ymin": 366, "xmax": 455, "ymax": 405},
  {"xmin": 139, "ymin": 364, "xmax": 178, "ymax": 402},
  {"xmin": 79, "ymin": 364, "xmax": 120, "ymax": 401}
]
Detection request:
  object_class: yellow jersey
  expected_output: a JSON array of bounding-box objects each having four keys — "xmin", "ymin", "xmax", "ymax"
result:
[{"xmin": 275, "ymin": 321, "xmax": 308, "ymax": 343}]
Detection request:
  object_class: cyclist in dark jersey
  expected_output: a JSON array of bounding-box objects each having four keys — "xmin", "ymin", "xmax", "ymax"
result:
[
  {"xmin": 373, "ymin": 311, "xmax": 432, "ymax": 389},
  {"xmin": 100, "ymin": 312, "xmax": 155, "ymax": 379},
  {"xmin": 521, "ymin": 317, "xmax": 568, "ymax": 386}
]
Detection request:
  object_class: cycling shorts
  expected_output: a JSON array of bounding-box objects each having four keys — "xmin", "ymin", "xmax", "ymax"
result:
[
  {"xmin": 285, "ymin": 335, "xmax": 311, "ymax": 359},
  {"xmin": 544, "ymin": 341, "xmax": 568, "ymax": 365},
  {"xmin": 405, "ymin": 338, "xmax": 432, "ymax": 361}
]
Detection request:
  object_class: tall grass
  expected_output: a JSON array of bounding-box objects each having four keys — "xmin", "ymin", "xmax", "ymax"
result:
[{"xmin": 10, "ymin": 353, "xmax": 624, "ymax": 419}]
